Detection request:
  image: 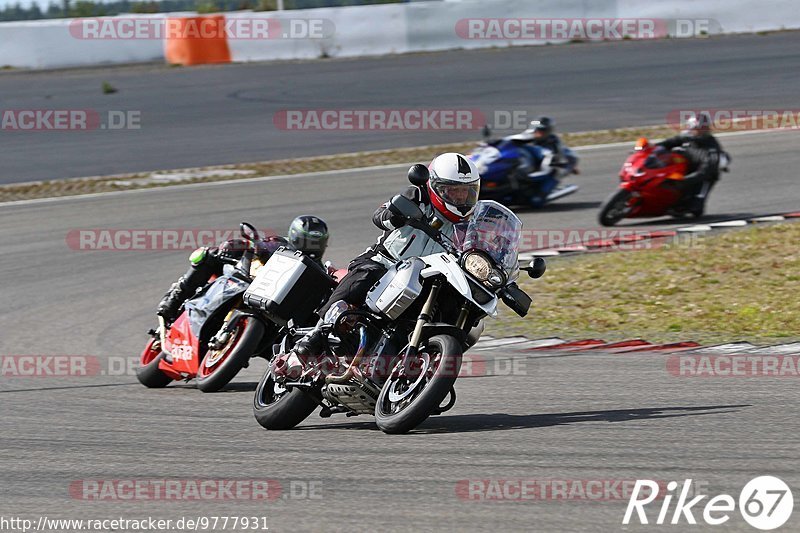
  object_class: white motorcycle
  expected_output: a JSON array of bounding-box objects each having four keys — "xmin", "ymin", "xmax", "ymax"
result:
[{"xmin": 251, "ymin": 168, "xmax": 546, "ymax": 434}]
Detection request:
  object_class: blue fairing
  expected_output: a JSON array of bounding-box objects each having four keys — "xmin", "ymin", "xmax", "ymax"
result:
[{"xmin": 470, "ymin": 140, "xmax": 560, "ymax": 207}]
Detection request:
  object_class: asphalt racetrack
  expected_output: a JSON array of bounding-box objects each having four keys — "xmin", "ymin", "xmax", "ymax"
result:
[
  {"xmin": 1, "ymin": 32, "xmax": 800, "ymax": 183},
  {"xmin": 0, "ymin": 128, "xmax": 798, "ymax": 531}
]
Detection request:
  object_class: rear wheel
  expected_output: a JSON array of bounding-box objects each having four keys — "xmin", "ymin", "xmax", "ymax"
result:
[
  {"xmin": 136, "ymin": 338, "xmax": 172, "ymax": 388},
  {"xmin": 375, "ymin": 335, "xmax": 462, "ymax": 434},
  {"xmin": 598, "ymin": 189, "xmax": 632, "ymax": 226},
  {"xmin": 253, "ymin": 367, "xmax": 318, "ymax": 430},
  {"xmin": 196, "ymin": 317, "xmax": 265, "ymax": 393}
]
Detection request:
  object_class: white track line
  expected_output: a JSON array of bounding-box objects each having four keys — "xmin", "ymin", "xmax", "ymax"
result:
[
  {"xmin": 750, "ymin": 215, "xmax": 786, "ymax": 222},
  {"xmin": 472, "ymin": 337, "xmax": 532, "ymax": 350},
  {"xmin": 2, "ymin": 128, "xmax": 794, "ymax": 208},
  {"xmin": 709, "ymin": 220, "xmax": 748, "ymax": 227},
  {"xmin": 687, "ymin": 342, "xmax": 757, "ymax": 354},
  {"xmin": 677, "ymin": 225, "xmax": 713, "ymax": 232}
]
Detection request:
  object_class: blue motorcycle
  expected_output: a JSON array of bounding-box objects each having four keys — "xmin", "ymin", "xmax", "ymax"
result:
[{"xmin": 469, "ymin": 133, "xmax": 579, "ymax": 208}]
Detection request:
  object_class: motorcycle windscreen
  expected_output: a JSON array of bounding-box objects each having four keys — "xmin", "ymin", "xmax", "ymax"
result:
[
  {"xmin": 457, "ymin": 200, "xmax": 523, "ymax": 281},
  {"xmin": 183, "ymin": 274, "xmax": 249, "ymax": 338}
]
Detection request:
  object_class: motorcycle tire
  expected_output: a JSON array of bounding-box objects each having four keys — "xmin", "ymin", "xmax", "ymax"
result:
[
  {"xmin": 598, "ymin": 189, "xmax": 632, "ymax": 227},
  {"xmin": 136, "ymin": 341, "xmax": 172, "ymax": 388},
  {"xmin": 253, "ymin": 368, "xmax": 318, "ymax": 430},
  {"xmin": 196, "ymin": 317, "xmax": 265, "ymax": 393},
  {"xmin": 375, "ymin": 334, "xmax": 462, "ymax": 435}
]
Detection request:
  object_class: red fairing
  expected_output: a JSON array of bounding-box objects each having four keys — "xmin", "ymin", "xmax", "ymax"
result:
[
  {"xmin": 614, "ymin": 142, "xmax": 690, "ymax": 218},
  {"xmin": 158, "ymin": 311, "xmax": 201, "ymax": 378}
]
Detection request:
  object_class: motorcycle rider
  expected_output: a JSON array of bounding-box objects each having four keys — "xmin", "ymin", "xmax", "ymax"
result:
[
  {"xmin": 656, "ymin": 112, "xmax": 724, "ymax": 216},
  {"xmin": 514, "ymin": 116, "xmax": 564, "ymax": 160},
  {"xmin": 507, "ymin": 116, "xmax": 578, "ymax": 203},
  {"xmin": 157, "ymin": 215, "xmax": 330, "ymax": 324},
  {"xmin": 284, "ymin": 153, "xmax": 481, "ymax": 370}
]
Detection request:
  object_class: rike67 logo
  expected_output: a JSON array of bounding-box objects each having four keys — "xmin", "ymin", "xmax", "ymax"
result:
[{"xmin": 623, "ymin": 476, "xmax": 793, "ymax": 530}]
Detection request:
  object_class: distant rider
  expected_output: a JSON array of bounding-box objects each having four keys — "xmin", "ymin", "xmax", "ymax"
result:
[
  {"xmin": 157, "ymin": 215, "xmax": 330, "ymax": 324},
  {"xmin": 505, "ymin": 116, "xmax": 577, "ymax": 204},
  {"xmin": 656, "ymin": 112, "xmax": 725, "ymax": 216},
  {"xmin": 514, "ymin": 117, "xmax": 565, "ymax": 161}
]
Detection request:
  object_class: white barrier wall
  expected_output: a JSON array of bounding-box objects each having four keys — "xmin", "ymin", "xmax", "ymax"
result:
[
  {"xmin": 0, "ymin": 16, "xmax": 167, "ymax": 69},
  {"xmin": 617, "ymin": 0, "xmax": 800, "ymax": 34},
  {"xmin": 1, "ymin": 0, "xmax": 798, "ymax": 69},
  {"xmin": 226, "ymin": 3, "xmax": 410, "ymax": 62}
]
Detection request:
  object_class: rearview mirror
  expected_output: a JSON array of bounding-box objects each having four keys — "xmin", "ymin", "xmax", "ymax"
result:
[
  {"xmin": 522, "ymin": 257, "xmax": 546, "ymax": 279},
  {"xmin": 407, "ymin": 164, "xmax": 430, "ymax": 187},
  {"xmin": 482, "ymin": 124, "xmax": 492, "ymax": 140},
  {"xmin": 388, "ymin": 194, "xmax": 424, "ymax": 222},
  {"xmin": 240, "ymin": 222, "xmax": 260, "ymax": 242}
]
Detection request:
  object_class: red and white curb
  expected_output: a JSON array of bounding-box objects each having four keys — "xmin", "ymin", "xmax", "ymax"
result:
[
  {"xmin": 472, "ymin": 336, "xmax": 800, "ymax": 356},
  {"xmin": 518, "ymin": 211, "xmax": 800, "ymax": 260}
]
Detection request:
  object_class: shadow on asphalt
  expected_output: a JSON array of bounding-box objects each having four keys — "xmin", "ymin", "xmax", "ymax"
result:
[
  {"xmin": 0, "ymin": 380, "xmax": 261, "ymax": 395},
  {"xmin": 291, "ymin": 404, "xmax": 750, "ymax": 433},
  {"xmin": 414, "ymin": 405, "xmax": 751, "ymax": 434},
  {"xmin": 0, "ymin": 382, "xmax": 139, "ymax": 394},
  {"xmin": 167, "ymin": 381, "xmax": 259, "ymax": 392},
  {"xmin": 620, "ymin": 212, "xmax": 759, "ymax": 227}
]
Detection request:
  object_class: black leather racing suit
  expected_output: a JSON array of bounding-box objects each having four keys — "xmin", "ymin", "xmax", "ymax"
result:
[
  {"xmin": 317, "ymin": 184, "xmax": 450, "ymax": 318},
  {"xmin": 157, "ymin": 236, "xmax": 290, "ymax": 323},
  {"xmin": 657, "ymin": 133, "xmax": 724, "ymax": 210}
]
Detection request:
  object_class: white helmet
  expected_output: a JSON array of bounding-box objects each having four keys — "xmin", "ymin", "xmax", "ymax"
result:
[{"xmin": 427, "ymin": 153, "xmax": 481, "ymax": 222}]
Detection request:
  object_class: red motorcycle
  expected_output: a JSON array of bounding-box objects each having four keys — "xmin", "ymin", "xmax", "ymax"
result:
[
  {"xmin": 137, "ymin": 223, "xmax": 341, "ymax": 392},
  {"xmin": 598, "ymin": 138, "xmax": 728, "ymax": 226}
]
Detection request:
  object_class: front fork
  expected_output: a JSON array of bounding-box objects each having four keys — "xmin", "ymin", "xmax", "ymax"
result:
[
  {"xmin": 396, "ymin": 281, "xmax": 441, "ymax": 378},
  {"xmin": 209, "ymin": 307, "xmax": 246, "ymax": 350}
]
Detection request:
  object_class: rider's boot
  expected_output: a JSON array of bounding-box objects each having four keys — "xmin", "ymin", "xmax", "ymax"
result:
[
  {"xmin": 157, "ymin": 276, "xmax": 193, "ymax": 324},
  {"xmin": 293, "ymin": 323, "xmax": 328, "ymax": 358},
  {"xmin": 156, "ymin": 262, "xmax": 214, "ymax": 323},
  {"xmin": 273, "ymin": 322, "xmax": 328, "ymax": 379}
]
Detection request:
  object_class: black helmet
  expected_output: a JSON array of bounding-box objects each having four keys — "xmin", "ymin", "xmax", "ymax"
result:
[
  {"xmin": 287, "ymin": 215, "xmax": 329, "ymax": 261},
  {"xmin": 529, "ymin": 116, "xmax": 554, "ymax": 136}
]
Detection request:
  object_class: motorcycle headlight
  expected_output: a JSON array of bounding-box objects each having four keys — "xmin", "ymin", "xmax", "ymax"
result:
[{"xmin": 463, "ymin": 252, "xmax": 493, "ymax": 282}]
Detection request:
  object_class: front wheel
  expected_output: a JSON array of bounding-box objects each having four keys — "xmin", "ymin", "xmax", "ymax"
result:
[
  {"xmin": 196, "ymin": 317, "xmax": 265, "ymax": 393},
  {"xmin": 375, "ymin": 335, "xmax": 462, "ymax": 435},
  {"xmin": 136, "ymin": 338, "xmax": 172, "ymax": 388},
  {"xmin": 598, "ymin": 189, "xmax": 633, "ymax": 227},
  {"xmin": 253, "ymin": 367, "xmax": 318, "ymax": 430}
]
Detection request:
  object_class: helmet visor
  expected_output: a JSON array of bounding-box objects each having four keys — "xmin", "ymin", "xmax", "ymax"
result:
[{"xmin": 432, "ymin": 179, "xmax": 479, "ymax": 211}]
